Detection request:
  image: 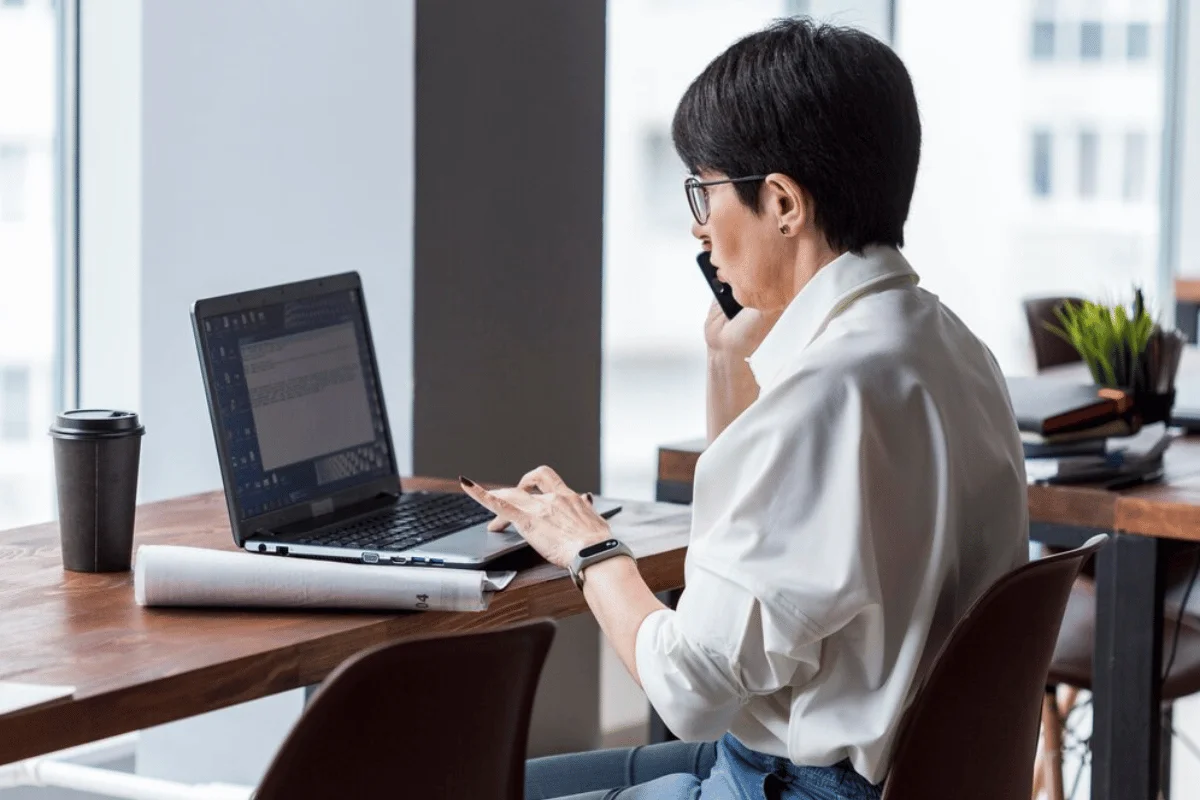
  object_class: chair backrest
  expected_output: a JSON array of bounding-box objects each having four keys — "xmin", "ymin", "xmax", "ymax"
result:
[
  {"xmin": 255, "ymin": 619, "xmax": 556, "ymax": 800},
  {"xmin": 882, "ymin": 535, "xmax": 1107, "ymax": 800},
  {"xmin": 1024, "ymin": 296, "xmax": 1088, "ymax": 372}
]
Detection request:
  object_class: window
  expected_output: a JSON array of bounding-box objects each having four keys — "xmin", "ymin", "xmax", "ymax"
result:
[
  {"xmin": 1127, "ymin": 22, "xmax": 1150, "ymax": 60},
  {"xmin": 900, "ymin": 0, "xmax": 1168, "ymax": 378},
  {"xmin": 1032, "ymin": 21, "xmax": 1056, "ymax": 60},
  {"xmin": 1080, "ymin": 21, "xmax": 1104, "ymax": 60},
  {"xmin": 0, "ymin": 143, "xmax": 29, "ymax": 222},
  {"xmin": 0, "ymin": 0, "xmax": 65, "ymax": 527},
  {"xmin": 1078, "ymin": 129, "xmax": 1099, "ymax": 198},
  {"xmin": 1, "ymin": 368, "xmax": 30, "ymax": 441},
  {"xmin": 1123, "ymin": 131, "xmax": 1147, "ymax": 201},
  {"xmin": 641, "ymin": 130, "xmax": 688, "ymax": 228},
  {"xmin": 1032, "ymin": 130, "xmax": 1053, "ymax": 197}
]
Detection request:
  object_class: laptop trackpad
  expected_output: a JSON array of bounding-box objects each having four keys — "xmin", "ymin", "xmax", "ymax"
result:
[{"xmin": 407, "ymin": 498, "xmax": 622, "ymax": 566}]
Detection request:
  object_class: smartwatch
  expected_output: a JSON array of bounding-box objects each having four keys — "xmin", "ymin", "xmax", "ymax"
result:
[{"xmin": 569, "ymin": 538, "xmax": 635, "ymax": 589}]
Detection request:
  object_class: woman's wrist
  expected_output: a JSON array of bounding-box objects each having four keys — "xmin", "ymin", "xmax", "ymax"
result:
[{"xmin": 707, "ymin": 348, "xmax": 759, "ymax": 441}]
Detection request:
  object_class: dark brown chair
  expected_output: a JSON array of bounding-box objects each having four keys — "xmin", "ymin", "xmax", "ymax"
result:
[
  {"xmin": 1036, "ymin": 549, "xmax": 1200, "ymax": 800},
  {"xmin": 881, "ymin": 535, "xmax": 1107, "ymax": 800},
  {"xmin": 255, "ymin": 619, "xmax": 556, "ymax": 800},
  {"xmin": 1023, "ymin": 296, "xmax": 1087, "ymax": 372}
]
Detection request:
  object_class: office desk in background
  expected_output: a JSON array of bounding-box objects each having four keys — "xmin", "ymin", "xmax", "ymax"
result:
[
  {"xmin": 659, "ymin": 437, "xmax": 1200, "ymax": 800},
  {"xmin": 0, "ymin": 477, "xmax": 689, "ymax": 768}
]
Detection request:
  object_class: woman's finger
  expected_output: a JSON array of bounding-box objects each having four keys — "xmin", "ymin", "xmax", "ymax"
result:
[
  {"xmin": 519, "ymin": 465, "xmax": 572, "ymax": 496},
  {"xmin": 460, "ymin": 477, "xmax": 532, "ymax": 529}
]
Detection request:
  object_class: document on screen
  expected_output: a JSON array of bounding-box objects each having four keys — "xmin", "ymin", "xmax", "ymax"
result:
[{"xmin": 240, "ymin": 323, "xmax": 375, "ymax": 470}]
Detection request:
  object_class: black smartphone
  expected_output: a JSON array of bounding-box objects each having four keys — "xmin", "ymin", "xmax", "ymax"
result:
[{"xmin": 697, "ymin": 251, "xmax": 742, "ymax": 319}]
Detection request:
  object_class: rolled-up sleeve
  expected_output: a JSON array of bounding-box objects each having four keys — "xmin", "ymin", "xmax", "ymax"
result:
[
  {"xmin": 635, "ymin": 563, "xmax": 825, "ymax": 741},
  {"xmin": 635, "ymin": 366, "xmax": 892, "ymax": 742}
]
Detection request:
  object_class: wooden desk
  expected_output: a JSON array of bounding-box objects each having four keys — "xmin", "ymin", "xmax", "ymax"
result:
[
  {"xmin": 658, "ymin": 438, "xmax": 1200, "ymax": 800},
  {"xmin": 0, "ymin": 477, "xmax": 689, "ymax": 768}
]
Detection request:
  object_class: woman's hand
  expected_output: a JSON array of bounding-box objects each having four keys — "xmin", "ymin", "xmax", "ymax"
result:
[
  {"xmin": 705, "ymin": 300, "xmax": 780, "ymax": 441},
  {"xmin": 458, "ymin": 466, "xmax": 610, "ymax": 569},
  {"xmin": 704, "ymin": 300, "xmax": 783, "ymax": 360}
]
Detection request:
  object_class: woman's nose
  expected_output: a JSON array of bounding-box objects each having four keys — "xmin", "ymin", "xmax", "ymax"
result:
[{"xmin": 691, "ymin": 219, "xmax": 707, "ymax": 242}]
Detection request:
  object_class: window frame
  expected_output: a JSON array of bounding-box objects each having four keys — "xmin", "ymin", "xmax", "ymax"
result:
[{"xmin": 55, "ymin": 0, "xmax": 79, "ymax": 412}]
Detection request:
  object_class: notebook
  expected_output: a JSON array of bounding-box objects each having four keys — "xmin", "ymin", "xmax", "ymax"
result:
[{"xmin": 1006, "ymin": 378, "xmax": 1132, "ymax": 436}]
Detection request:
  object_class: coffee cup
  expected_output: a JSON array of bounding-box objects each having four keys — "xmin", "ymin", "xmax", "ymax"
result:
[{"xmin": 48, "ymin": 410, "xmax": 145, "ymax": 572}]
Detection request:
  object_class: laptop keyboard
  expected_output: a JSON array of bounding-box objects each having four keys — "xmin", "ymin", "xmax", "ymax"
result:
[{"xmin": 289, "ymin": 493, "xmax": 495, "ymax": 552}]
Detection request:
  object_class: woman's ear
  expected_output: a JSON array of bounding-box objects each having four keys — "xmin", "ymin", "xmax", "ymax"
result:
[{"xmin": 764, "ymin": 173, "xmax": 810, "ymax": 236}]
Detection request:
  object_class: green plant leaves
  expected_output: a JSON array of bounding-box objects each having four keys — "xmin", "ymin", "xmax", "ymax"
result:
[{"xmin": 1046, "ymin": 292, "xmax": 1155, "ymax": 389}]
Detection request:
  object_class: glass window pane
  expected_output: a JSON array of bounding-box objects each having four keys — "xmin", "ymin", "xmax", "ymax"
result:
[
  {"xmin": 1080, "ymin": 21, "xmax": 1104, "ymax": 60},
  {"xmin": 642, "ymin": 130, "xmax": 690, "ymax": 229},
  {"xmin": 0, "ymin": 0, "xmax": 62, "ymax": 527},
  {"xmin": 1078, "ymin": 129, "xmax": 1099, "ymax": 198},
  {"xmin": 0, "ymin": 143, "xmax": 29, "ymax": 221},
  {"xmin": 900, "ymin": 1, "xmax": 1168, "ymax": 375},
  {"xmin": 1127, "ymin": 22, "xmax": 1151, "ymax": 60},
  {"xmin": 1, "ymin": 367, "xmax": 30, "ymax": 440},
  {"xmin": 785, "ymin": 0, "xmax": 811, "ymax": 16},
  {"xmin": 1033, "ymin": 130, "xmax": 1053, "ymax": 197},
  {"xmin": 1032, "ymin": 21, "xmax": 1056, "ymax": 60},
  {"xmin": 1124, "ymin": 130, "xmax": 1148, "ymax": 202}
]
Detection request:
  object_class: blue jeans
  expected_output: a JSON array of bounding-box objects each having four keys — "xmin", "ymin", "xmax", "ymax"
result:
[{"xmin": 525, "ymin": 733, "xmax": 883, "ymax": 800}]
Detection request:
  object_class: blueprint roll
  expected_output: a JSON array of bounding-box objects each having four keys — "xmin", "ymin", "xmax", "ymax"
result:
[{"xmin": 133, "ymin": 545, "xmax": 515, "ymax": 613}]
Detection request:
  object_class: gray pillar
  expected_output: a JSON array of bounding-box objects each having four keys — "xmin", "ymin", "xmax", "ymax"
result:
[
  {"xmin": 413, "ymin": 0, "xmax": 605, "ymax": 489},
  {"xmin": 413, "ymin": 0, "xmax": 607, "ymax": 756}
]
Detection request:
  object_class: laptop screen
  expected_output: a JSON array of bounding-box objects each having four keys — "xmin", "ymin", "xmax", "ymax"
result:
[{"xmin": 196, "ymin": 288, "xmax": 393, "ymax": 520}]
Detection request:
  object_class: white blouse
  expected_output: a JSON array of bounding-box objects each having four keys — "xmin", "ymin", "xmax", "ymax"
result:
[{"xmin": 635, "ymin": 246, "xmax": 1028, "ymax": 784}]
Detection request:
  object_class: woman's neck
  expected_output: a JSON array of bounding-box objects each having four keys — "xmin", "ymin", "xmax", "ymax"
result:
[{"xmin": 779, "ymin": 237, "xmax": 845, "ymax": 309}]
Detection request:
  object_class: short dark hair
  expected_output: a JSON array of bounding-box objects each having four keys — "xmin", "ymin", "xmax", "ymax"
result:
[{"xmin": 672, "ymin": 18, "xmax": 921, "ymax": 253}]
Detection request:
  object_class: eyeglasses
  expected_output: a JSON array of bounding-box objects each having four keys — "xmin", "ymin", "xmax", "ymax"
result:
[{"xmin": 684, "ymin": 174, "xmax": 769, "ymax": 225}]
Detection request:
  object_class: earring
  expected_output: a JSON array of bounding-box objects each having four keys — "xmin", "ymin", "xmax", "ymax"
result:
[{"xmin": 779, "ymin": 225, "xmax": 789, "ymax": 235}]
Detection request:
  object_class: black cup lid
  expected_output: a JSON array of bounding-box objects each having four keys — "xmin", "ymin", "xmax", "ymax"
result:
[{"xmin": 50, "ymin": 410, "xmax": 144, "ymax": 439}]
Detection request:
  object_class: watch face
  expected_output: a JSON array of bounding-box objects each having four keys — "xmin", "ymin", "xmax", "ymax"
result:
[{"xmin": 579, "ymin": 539, "xmax": 619, "ymax": 558}]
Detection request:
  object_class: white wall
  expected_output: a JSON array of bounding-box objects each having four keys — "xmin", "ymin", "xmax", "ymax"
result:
[{"xmin": 81, "ymin": 0, "xmax": 416, "ymax": 501}]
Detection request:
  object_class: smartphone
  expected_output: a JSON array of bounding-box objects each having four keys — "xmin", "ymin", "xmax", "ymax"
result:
[{"xmin": 697, "ymin": 251, "xmax": 742, "ymax": 319}]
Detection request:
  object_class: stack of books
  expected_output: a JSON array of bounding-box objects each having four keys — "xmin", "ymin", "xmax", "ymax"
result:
[{"xmin": 1007, "ymin": 377, "xmax": 1177, "ymax": 486}]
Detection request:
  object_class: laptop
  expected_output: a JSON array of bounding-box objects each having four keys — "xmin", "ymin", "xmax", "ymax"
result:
[{"xmin": 191, "ymin": 272, "xmax": 619, "ymax": 568}]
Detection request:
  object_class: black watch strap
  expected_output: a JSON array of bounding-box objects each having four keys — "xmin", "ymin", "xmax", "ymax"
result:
[{"xmin": 569, "ymin": 539, "xmax": 634, "ymax": 589}]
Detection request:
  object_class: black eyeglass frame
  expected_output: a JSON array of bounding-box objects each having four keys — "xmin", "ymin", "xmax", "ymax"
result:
[{"xmin": 684, "ymin": 174, "xmax": 770, "ymax": 225}]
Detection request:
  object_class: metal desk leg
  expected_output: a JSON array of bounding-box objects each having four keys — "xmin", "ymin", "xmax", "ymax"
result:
[
  {"xmin": 1162, "ymin": 704, "xmax": 1174, "ymax": 799},
  {"xmin": 1091, "ymin": 533, "xmax": 1166, "ymax": 800}
]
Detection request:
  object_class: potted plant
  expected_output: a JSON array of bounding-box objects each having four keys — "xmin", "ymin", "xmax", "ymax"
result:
[{"xmin": 1048, "ymin": 289, "xmax": 1184, "ymax": 424}]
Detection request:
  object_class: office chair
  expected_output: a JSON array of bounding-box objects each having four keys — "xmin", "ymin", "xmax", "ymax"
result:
[
  {"xmin": 1023, "ymin": 296, "xmax": 1087, "ymax": 373},
  {"xmin": 881, "ymin": 535, "xmax": 1107, "ymax": 800},
  {"xmin": 1033, "ymin": 549, "xmax": 1200, "ymax": 800},
  {"xmin": 255, "ymin": 619, "xmax": 556, "ymax": 800}
]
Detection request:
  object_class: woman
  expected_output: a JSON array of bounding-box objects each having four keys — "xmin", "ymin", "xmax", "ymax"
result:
[{"xmin": 460, "ymin": 18, "xmax": 1028, "ymax": 800}]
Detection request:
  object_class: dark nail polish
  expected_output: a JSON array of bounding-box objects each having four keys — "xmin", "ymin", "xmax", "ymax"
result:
[{"xmin": 459, "ymin": 475, "xmax": 476, "ymax": 487}]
